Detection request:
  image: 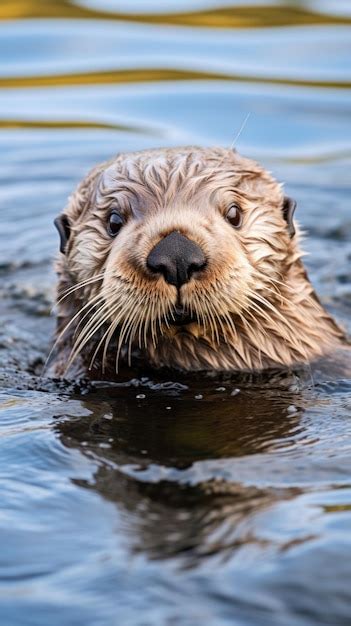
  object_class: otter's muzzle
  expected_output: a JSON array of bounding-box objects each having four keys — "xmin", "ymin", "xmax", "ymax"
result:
[{"xmin": 147, "ymin": 231, "xmax": 206, "ymax": 289}]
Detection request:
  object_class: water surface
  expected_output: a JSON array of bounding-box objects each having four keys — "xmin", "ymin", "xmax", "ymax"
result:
[{"xmin": 0, "ymin": 1, "xmax": 350, "ymax": 625}]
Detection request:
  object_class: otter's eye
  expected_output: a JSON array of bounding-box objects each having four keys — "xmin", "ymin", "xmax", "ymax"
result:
[
  {"xmin": 108, "ymin": 211, "xmax": 124, "ymax": 237},
  {"xmin": 226, "ymin": 204, "xmax": 242, "ymax": 228}
]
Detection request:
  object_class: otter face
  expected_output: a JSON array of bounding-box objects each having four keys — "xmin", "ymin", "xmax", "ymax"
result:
[{"xmin": 55, "ymin": 147, "xmax": 298, "ymax": 371}]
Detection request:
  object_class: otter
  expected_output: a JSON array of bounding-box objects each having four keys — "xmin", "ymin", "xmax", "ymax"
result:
[{"xmin": 49, "ymin": 146, "xmax": 348, "ymax": 379}]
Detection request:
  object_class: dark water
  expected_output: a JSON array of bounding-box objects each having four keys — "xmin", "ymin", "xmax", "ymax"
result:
[{"xmin": 0, "ymin": 1, "xmax": 351, "ymax": 624}]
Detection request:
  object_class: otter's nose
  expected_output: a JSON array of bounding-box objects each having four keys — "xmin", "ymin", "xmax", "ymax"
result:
[{"xmin": 147, "ymin": 231, "xmax": 206, "ymax": 288}]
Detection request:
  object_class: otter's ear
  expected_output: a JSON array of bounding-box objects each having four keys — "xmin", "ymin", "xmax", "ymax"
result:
[
  {"xmin": 282, "ymin": 196, "xmax": 296, "ymax": 238},
  {"xmin": 54, "ymin": 214, "xmax": 71, "ymax": 254}
]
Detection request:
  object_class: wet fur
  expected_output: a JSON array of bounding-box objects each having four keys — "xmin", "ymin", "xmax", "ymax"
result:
[{"xmin": 50, "ymin": 146, "xmax": 347, "ymax": 378}]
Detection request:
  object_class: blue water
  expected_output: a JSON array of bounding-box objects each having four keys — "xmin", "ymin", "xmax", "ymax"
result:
[{"xmin": 0, "ymin": 2, "xmax": 350, "ymax": 625}]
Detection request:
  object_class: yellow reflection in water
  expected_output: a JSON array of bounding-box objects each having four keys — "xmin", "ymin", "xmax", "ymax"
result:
[
  {"xmin": 0, "ymin": 118, "xmax": 162, "ymax": 135},
  {"xmin": 0, "ymin": 67, "xmax": 349, "ymax": 90},
  {"xmin": 0, "ymin": 0, "xmax": 350, "ymax": 28}
]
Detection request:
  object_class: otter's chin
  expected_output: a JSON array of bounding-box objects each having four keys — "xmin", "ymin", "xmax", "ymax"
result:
[{"xmin": 169, "ymin": 306, "xmax": 196, "ymax": 327}]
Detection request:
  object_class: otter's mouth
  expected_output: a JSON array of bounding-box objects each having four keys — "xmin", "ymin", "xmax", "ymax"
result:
[{"xmin": 169, "ymin": 305, "xmax": 196, "ymax": 326}]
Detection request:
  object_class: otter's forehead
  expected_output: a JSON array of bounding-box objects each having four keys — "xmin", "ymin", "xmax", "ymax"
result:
[{"xmin": 98, "ymin": 146, "xmax": 281, "ymax": 211}]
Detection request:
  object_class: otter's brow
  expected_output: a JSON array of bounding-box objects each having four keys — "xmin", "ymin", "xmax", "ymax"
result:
[{"xmin": 216, "ymin": 189, "xmax": 253, "ymax": 211}]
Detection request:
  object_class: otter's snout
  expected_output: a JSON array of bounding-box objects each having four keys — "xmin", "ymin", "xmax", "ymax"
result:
[{"xmin": 147, "ymin": 231, "xmax": 206, "ymax": 288}]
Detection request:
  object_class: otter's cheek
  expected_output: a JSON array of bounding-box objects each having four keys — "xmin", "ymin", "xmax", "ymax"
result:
[{"xmin": 69, "ymin": 231, "xmax": 111, "ymax": 283}]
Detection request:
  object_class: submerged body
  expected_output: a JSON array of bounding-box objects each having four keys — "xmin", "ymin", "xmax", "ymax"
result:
[{"xmin": 50, "ymin": 146, "xmax": 348, "ymax": 379}]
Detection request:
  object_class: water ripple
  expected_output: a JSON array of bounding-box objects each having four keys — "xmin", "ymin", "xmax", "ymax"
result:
[{"xmin": 0, "ymin": 2, "xmax": 350, "ymax": 624}]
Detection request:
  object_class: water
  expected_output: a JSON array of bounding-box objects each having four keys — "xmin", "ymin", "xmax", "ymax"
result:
[{"xmin": 0, "ymin": 1, "xmax": 350, "ymax": 624}]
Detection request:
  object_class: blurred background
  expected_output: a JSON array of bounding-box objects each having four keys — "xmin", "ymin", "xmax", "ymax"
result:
[{"xmin": 0, "ymin": 2, "xmax": 350, "ymax": 626}]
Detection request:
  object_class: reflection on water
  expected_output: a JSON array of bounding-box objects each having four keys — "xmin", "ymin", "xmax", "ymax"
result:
[
  {"xmin": 1, "ymin": 374, "xmax": 351, "ymax": 625},
  {"xmin": 58, "ymin": 379, "xmax": 305, "ymax": 564},
  {"xmin": 2, "ymin": 0, "xmax": 351, "ymax": 28},
  {"xmin": 0, "ymin": 0, "xmax": 350, "ymax": 624}
]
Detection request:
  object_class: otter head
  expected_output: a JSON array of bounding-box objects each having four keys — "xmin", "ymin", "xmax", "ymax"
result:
[{"xmin": 53, "ymin": 146, "xmax": 309, "ymax": 374}]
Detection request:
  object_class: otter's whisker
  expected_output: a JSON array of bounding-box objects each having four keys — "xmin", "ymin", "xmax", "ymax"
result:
[
  {"xmin": 143, "ymin": 298, "xmax": 156, "ymax": 349},
  {"xmin": 215, "ymin": 308, "xmax": 235, "ymax": 343},
  {"xmin": 244, "ymin": 294, "xmax": 310, "ymax": 362},
  {"xmin": 115, "ymin": 302, "xmax": 141, "ymax": 372},
  {"xmin": 240, "ymin": 304, "xmax": 270, "ymax": 341},
  {"xmin": 245, "ymin": 298, "xmax": 291, "ymax": 343},
  {"xmin": 217, "ymin": 294, "xmax": 239, "ymax": 340},
  {"xmin": 70, "ymin": 289, "xmax": 117, "ymax": 353},
  {"xmin": 56, "ymin": 275, "xmax": 104, "ymax": 305},
  {"xmin": 67, "ymin": 286, "xmax": 128, "ymax": 373},
  {"xmin": 143, "ymin": 303, "xmax": 150, "ymax": 350},
  {"xmin": 256, "ymin": 282, "xmax": 300, "ymax": 310},
  {"xmin": 127, "ymin": 305, "xmax": 146, "ymax": 366},
  {"xmin": 55, "ymin": 269, "xmax": 115, "ymax": 306},
  {"xmin": 102, "ymin": 314, "xmax": 124, "ymax": 373},
  {"xmin": 65, "ymin": 301, "xmax": 114, "ymax": 374},
  {"xmin": 101, "ymin": 290, "xmax": 142, "ymax": 370},
  {"xmin": 230, "ymin": 112, "xmax": 251, "ymax": 150},
  {"xmin": 247, "ymin": 289, "xmax": 297, "ymax": 336},
  {"xmin": 89, "ymin": 296, "xmax": 129, "ymax": 372},
  {"xmin": 159, "ymin": 295, "xmax": 170, "ymax": 330},
  {"xmin": 192, "ymin": 291, "xmax": 207, "ymax": 337},
  {"xmin": 121, "ymin": 297, "xmax": 144, "ymax": 365},
  {"xmin": 250, "ymin": 295, "xmax": 310, "ymax": 360},
  {"xmin": 200, "ymin": 292, "xmax": 220, "ymax": 345},
  {"xmin": 72, "ymin": 284, "xmax": 118, "ymax": 339},
  {"xmin": 137, "ymin": 301, "xmax": 148, "ymax": 350},
  {"xmin": 44, "ymin": 289, "xmax": 110, "ymax": 373},
  {"xmin": 151, "ymin": 297, "xmax": 158, "ymax": 348},
  {"xmin": 203, "ymin": 287, "xmax": 231, "ymax": 343}
]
